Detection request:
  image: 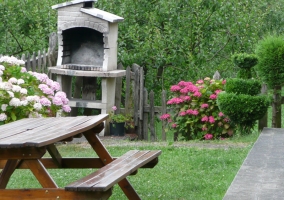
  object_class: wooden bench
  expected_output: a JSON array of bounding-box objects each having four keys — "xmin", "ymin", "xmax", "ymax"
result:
[
  {"xmin": 0, "ymin": 116, "xmax": 162, "ymax": 200},
  {"xmin": 65, "ymin": 150, "xmax": 161, "ymax": 192}
]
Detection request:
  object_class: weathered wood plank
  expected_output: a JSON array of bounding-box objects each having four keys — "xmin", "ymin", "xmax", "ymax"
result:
[
  {"xmin": 32, "ymin": 52, "xmax": 36, "ymax": 72},
  {"xmin": 134, "ymin": 69, "xmax": 139, "ymax": 126},
  {"xmin": 0, "ymin": 188, "xmax": 112, "ymax": 200},
  {"xmin": 161, "ymin": 90, "xmax": 167, "ymax": 141},
  {"xmin": 83, "ymin": 130, "xmax": 141, "ymax": 199},
  {"xmin": 0, "ymin": 158, "xmax": 158, "ymax": 169},
  {"xmin": 38, "ymin": 50, "xmax": 42, "ymax": 73},
  {"xmin": 24, "ymin": 159, "xmax": 58, "ymax": 188},
  {"xmin": 0, "ymin": 115, "xmax": 108, "ymax": 148},
  {"xmin": 47, "ymin": 144, "xmax": 62, "ymax": 168},
  {"xmin": 149, "ymin": 91, "xmax": 156, "ymax": 141},
  {"xmin": 0, "ymin": 147, "xmax": 46, "ymax": 159},
  {"xmin": 26, "ymin": 52, "xmax": 31, "ymax": 71},
  {"xmin": 0, "ymin": 160, "xmax": 19, "ymax": 189},
  {"xmin": 143, "ymin": 89, "xmax": 148, "ymax": 141},
  {"xmin": 65, "ymin": 150, "xmax": 161, "ymax": 192}
]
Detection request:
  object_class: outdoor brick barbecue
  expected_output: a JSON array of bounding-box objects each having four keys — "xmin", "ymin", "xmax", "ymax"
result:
[
  {"xmin": 52, "ymin": 0, "xmax": 124, "ymax": 71},
  {"xmin": 49, "ymin": 0, "xmax": 125, "ymax": 135}
]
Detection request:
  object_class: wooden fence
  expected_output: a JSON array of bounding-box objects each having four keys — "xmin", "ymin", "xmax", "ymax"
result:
[
  {"xmin": 22, "ymin": 33, "xmax": 58, "ymax": 73},
  {"xmin": 115, "ymin": 63, "xmax": 167, "ymax": 141}
]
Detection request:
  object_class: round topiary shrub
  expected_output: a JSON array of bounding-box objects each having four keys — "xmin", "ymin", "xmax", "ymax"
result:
[
  {"xmin": 225, "ymin": 78, "xmax": 261, "ymax": 96},
  {"xmin": 217, "ymin": 92, "xmax": 270, "ymax": 132},
  {"xmin": 255, "ymin": 35, "xmax": 284, "ymax": 88},
  {"xmin": 232, "ymin": 53, "xmax": 258, "ymax": 79}
]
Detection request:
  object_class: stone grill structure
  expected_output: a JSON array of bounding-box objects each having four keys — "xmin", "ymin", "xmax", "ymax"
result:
[
  {"xmin": 49, "ymin": 0, "xmax": 125, "ymax": 135},
  {"xmin": 52, "ymin": 0, "xmax": 124, "ymax": 71}
]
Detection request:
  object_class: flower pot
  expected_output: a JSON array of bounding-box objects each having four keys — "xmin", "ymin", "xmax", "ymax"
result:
[{"xmin": 110, "ymin": 122, "xmax": 125, "ymax": 136}]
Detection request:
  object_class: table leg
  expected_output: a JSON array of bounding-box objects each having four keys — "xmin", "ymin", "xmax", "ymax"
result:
[
  {"xmin": 24, "ymin": 159, "xmax": 58, "ymax": 188},
  {"xmin": 0, "ymin": 159, "xmax": 19, "ymax": 189},
  {"xmin": 83, "ymin": 124, "xmax": 141, "ymax": 200},
  {"xmin": 47, "ymin": 144, "xmax": 62, "ymax": 168}
]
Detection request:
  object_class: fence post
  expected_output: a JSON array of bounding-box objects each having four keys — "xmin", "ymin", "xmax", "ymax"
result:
[
  {"xmin": 134, "ymin": 68, "xmax": 140, "ymax": 127},
  {"xmin": 143, "ymin": 89, "xmax": 149, "ymax": 141},
  {"xmin": 32, "ymin": 52, "xmax": 36, "ymax": 72},
  {"xmin": 138, "ymin": 67, "xmax": 144, "ymax": 140},
  {"xmin": 149, "ymin": 90, "xmax": 156, "ymax": 141},
  {"xmin": 125, "ymin": 66, "xmax": 131, "ymax": 115},
  {"xmin": 258, "ymin": 84, "xmax": 268, "ymax": 131},
  {"xmin": 26, "ymin": 52, "xmax": 31, "ymax": 71},
  {"xmin": 37, "ymin": 50, "xmax": 42, "ymax": 73},
  {"xmin": 161, "ymin": 90, "xmax": 167, "ymax": 141}
]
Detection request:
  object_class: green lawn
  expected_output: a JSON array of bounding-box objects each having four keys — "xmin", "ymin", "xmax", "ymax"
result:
[{"xmin": 4, "ymin": 131, "xmax": 259, "ymax": 200}]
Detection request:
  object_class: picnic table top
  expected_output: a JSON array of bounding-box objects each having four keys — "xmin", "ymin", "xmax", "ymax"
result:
[{"xmin": 0, "ymin": 114, "xmax": 108, "ymax": 148}]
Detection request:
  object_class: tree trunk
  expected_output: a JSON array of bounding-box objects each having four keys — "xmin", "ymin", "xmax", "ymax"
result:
[{"xmin": 272, "ymin": 86, "xmax": 281, "ymax": 128}]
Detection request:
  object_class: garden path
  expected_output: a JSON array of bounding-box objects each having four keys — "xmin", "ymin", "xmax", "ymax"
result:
[{"xmin": 223, "ymin": 128, "xmax": 284, "ymax": 200}]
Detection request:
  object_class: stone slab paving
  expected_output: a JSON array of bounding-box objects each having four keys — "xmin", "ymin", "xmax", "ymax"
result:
[{"xmin": 223, "ymin": 128, "xmax": 284, "ymax": 200}]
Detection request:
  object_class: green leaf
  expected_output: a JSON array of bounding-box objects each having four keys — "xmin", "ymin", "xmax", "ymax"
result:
[{"xmin": 11, "ymin": 112, "xmax": 16, "ymax": 121}]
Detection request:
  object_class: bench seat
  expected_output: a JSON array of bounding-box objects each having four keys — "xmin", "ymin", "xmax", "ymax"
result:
[{"xmin": 65, "ymin": 150, "xmax": 161, "ymax": 192}]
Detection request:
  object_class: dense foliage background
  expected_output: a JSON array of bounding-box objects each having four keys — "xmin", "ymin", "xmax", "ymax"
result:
[{"xmin": 1, "ymin": 0, "xmax": 284, "ymax": 94}]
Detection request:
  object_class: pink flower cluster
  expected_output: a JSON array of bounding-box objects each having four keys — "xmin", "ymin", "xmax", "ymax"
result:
[
  {"xmin": 30, "ymin": 73, "xmax": 71, "ymax": 113},
  {"xmin": 161, "ymin": 77, "xmax": 232, "ymax": 140},
  {"xmin": 204, "ymin": 133, "xmax": 213, "ymax": 140}
]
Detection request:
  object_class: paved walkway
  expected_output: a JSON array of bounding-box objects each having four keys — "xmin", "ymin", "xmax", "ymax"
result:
[{"xmin": 223, "ymin": 128, "xmax": 284, "ymax": 200}]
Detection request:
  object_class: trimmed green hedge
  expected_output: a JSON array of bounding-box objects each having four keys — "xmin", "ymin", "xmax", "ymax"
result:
[
  {"xmin": 232, "ymin": 53, "xmax": 258, "ymax": 69},
  {"xmin": 225, "ymin": 78, "xmax": 261, "ymax": 96},
  {"xmin": 255, "ymin": 35, "xmax": 284, "ymax": 88},
  {"xmin": 217, "ymin": 92, "xmax": 270, "ymax": 129}
]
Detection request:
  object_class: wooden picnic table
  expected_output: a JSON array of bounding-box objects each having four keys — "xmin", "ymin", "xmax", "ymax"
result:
[{"xmin": 0, "ymin": 114, "xmax": 161, "ymax": 200}]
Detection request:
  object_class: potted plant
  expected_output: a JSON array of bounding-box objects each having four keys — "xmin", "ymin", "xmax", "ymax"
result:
[{"xmin": 109, "ymin": 106, "xmax": 128, "ymax": 136}]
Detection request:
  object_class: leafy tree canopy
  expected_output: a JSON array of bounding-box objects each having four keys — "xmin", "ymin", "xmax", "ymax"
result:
[{"xmin": 1, "ymin": 0, "xmax": 284, "ymax": 94}]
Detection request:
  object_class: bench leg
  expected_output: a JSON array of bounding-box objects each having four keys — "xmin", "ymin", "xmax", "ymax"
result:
[
  {"xmin": 84, "ymin": 126, "xmax": 141, "ymax": 200},
  {"xmin": 0, "ymin": 160, "xmax": 19, "ymax": 189}
]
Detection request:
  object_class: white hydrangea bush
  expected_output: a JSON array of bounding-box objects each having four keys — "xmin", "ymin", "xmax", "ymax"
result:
[{"xmin": 0, "ymin": 56, "xmax": 71, "ymax": 124}]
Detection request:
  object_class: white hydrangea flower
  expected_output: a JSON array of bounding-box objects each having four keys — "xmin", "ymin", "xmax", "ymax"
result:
[
  {"xmin": 20, "ymin": 88, "xmax": 27, "ymax": 95},
  {"xmin": 0, "ymin": 56, "xmax": 24, "ymax": 66},
  {"xmin": 17, "ymin": 79, "xmax": 25, "ymax": 85},
  {"xmin": 1, "ymin": 104, "xmax": 8, "ymax": 111},
  {"xmin": 26, "ymin": 95, "xmax": 40, "ymax": 103},
  {"xmin": 33, "ymin": 103, "xmax": 42, "ymax": 111},
  {"xmin": 12, "ymin": 85, "xmax": 21, "ymax": 92},
  {"xmin": 7, "ymin": 91, "xmax": 14, "ymax": 98},
  {"xmin": 20, "ymin": 100, "xmax": 28, "ymax": 106},
  {"xmin": 9, "ymin": 98, "xmax": 21, "ymax": 107},
  {"xmin": 8, "ymin": 78, "xmax": 17, "ymax": 84},
  {"xmin": 2, "ymin": 82, "xmax": 13, "ymax": 90},
  {"xmin": 0, "ymin": 113, "xmax": 7, "ymax": 121}
]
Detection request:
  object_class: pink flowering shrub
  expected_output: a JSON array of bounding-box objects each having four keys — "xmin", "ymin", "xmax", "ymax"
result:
[
  {"xmin": 0, "ymin": 56, "xmax": 71, "ymax": 125},
  {"xmin": 160, "ymin": 77, "xmax": 233, "ymax": 140}
]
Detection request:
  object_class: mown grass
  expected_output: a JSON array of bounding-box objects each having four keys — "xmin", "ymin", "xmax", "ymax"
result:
[{"xmin": 5, "ymin": 130, "xmax": 259, "ymax": 200}]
